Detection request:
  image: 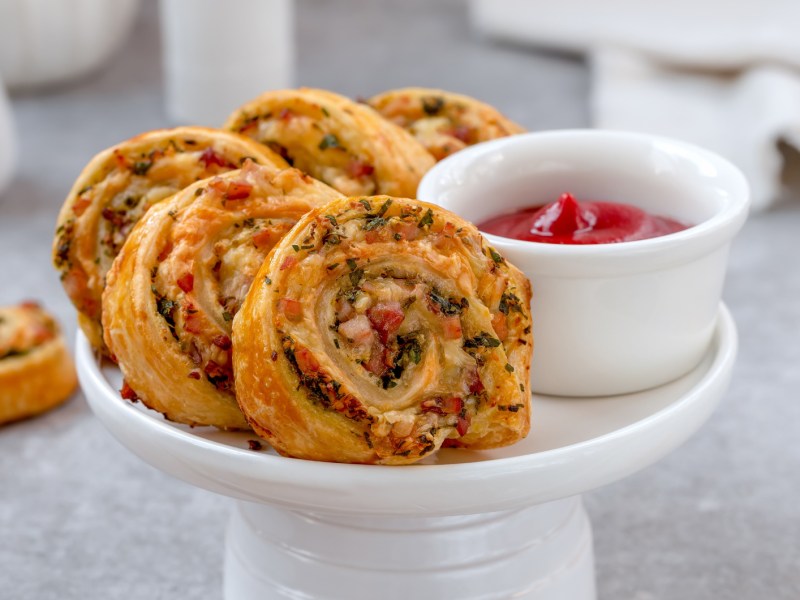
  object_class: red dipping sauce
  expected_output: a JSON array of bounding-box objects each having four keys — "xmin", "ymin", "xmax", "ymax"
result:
[{"xmin": 479, "ymin": 193, "xmax": 689, "ymax": 244}]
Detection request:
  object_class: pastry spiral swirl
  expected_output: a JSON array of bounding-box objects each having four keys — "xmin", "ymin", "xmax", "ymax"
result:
[
  {"xmin": 233, "ymin": 196, "xmax": 532, "ymax": 464},
  {"xmin": 102, "ymin": 163, "xmax": 342, "ymax": 429},
  {"xmin": 224, "ymin": 88, "xmax": 436, "ymax": 197},
  {"xmin": 0, "ymin": 302, "xmax": 76, "ymax": 425},
  {"xmin": 53, "ymin": 127, "xmax": 288, "ymax": 353},
  {"xmin": 368, "ymin": 87, "xmax": 525, "ymax": 161}
]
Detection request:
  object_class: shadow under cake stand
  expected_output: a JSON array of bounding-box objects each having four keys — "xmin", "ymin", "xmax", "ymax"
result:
[{"xmin": 77, "ymin": 304, "xmax": 737, "ymax": 600}]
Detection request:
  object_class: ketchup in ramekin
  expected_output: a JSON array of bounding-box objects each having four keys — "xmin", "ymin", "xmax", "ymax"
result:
[{"xmin": 478, "ymin": 193, "xmax": 688, "ymax": 244}]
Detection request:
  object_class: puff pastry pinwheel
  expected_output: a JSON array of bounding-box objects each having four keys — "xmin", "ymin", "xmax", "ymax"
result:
[
  {"xmin": 102, "ymin": 163, "xmax": 343, "ymax": 430},
  {"xmin": 233, "ymin": 196, "xmax": 533, "ymax": 464},
  {"xmin": 53, "ymin": 126, "xmax": 288, "ymax": 354},
  {"xmin": 368, "ymin": 87, "xmax": 525, "ymax": 161},
  {"xmin": 223, "ymin": 88, "xmax": 436, "ymax": 198},
  {"xmin": 0, "ymin": 302, "xmax": 77, "ymax": 425}
]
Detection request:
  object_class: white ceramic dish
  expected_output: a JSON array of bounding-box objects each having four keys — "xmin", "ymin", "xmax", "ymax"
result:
[
  {"xmin": 77, "ymin": 304, "xmax": 736, "ymax": 600},
  {"xmin": 417, "ymin": 130, "xmax": 749, "ymax": 397},
  {"xmin": 78, "ymin": 303, "xmax": 736, "ymax": 516}
]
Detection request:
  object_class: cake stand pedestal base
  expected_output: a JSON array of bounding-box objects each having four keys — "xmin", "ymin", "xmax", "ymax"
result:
[{"xmin": 224, "ymin": 496, "xmax": 595, "ymax": 600}]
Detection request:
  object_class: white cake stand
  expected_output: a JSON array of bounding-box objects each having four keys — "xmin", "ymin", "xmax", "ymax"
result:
[{"xmin": 77, "ymin": 304, "xmax": 737, "ymax": 600}]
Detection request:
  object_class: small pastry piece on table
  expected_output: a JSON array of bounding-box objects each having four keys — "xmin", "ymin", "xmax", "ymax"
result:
[
  {"xmin": 223, "ymin": 88, "xmax": 436, "ymax": 198},
  {"xmin": 102, "ymin": 163, "xmax": 342, "ymax": 430},
  {"xmin": 0, "ymin": 302, "xmax": 77, "ymax": 425},
  {"xmin": 233, "ymin": 195, "xmax": 533, "ymax": 464},
  {"xmin": 368, "ymin": 87, "xmax": 525, "ymax": 161},
  {"xmin": 53, "ymin": 126, "xmax": 289, "ymax": 355}
]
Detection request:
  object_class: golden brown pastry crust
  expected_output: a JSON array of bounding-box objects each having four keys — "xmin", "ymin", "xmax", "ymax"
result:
[
  {"xmin": 223, "ymin": 88, "xmax": 436, "ymax": 197},
  {"xmin": 102, "ymin": 163, "xmax": 342, "ymax": 430},
  {"xmin": 53, "ymin": 126, "xmax": 288, "ymax": 354},
  {"xmin": 0, "ymin": 303, "xmax": 77, "ymax": 425},
  {"xmin": 233, "ymin": 196, "xmax": 532, "ymax": 464},
  {"xmin": 368, "ymin": 87, "xmax": 525, "ymax": 161}
]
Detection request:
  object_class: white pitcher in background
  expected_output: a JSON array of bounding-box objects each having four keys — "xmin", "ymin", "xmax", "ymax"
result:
[{"xmin": 160, "ymin": 0, "xmax": 295, "ymax": 126}]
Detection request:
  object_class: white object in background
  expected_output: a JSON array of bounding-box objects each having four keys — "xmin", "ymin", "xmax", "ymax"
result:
[
  {"xmin": 76, "ymin": 306, "xmax": 737, "ymax": 599},
  {"xmin": 0, "ymin": 0, "xmax": 141, "ymax": 90},
  {"xmin": 592, "ymin": 51, "xmax": 800, "ymax": 212},
  {"xmin": 0, "ymin": 76, "xmax": 16, "ymax": 195},
  {"xmin": 160, "ymin": 0, "xmax": 294, "ymax": 126},
  {"xmin": 470, "ymin": 0, "xmax": 800, "ymax": 210},
  {"xmin": 418, "ymin": 131, "xmax": 748, "ymax": 397},
  {"xmin": 469, "ymin": 0, "xmax": 800, "ymax": 70}
]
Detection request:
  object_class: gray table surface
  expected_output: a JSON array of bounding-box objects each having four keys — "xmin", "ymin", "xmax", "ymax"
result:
[{"xmin": 1, "ymin": 1, "xmax": 798, "ymax": 598}]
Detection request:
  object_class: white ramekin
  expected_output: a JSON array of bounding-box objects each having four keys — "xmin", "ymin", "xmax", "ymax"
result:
[{"xmin": 418, "ymin": 130, "xmax": 749, "ymax": 397}]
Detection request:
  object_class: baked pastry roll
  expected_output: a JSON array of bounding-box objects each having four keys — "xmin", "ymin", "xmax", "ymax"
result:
[
  {"xmin": 233, "ymin": 196, "xmax": 533, "ymax": 464},
  {"xmin": 368, "ymin": 87, "xmax": 525, "ymax": 161},
  {"xmin": 223, "ymin": 88, "xmax": 436, "ymax": 198},
  {"xmin": 0, "ymin": 302, "xmax": 77, "ymax": 425},
  {"xmin": 102, "ymin": 163, "xmax": 342, "ymax": 429},
  {"xmin": 53, "ymin": 126, "xmax": 288, "ymax": 354}
]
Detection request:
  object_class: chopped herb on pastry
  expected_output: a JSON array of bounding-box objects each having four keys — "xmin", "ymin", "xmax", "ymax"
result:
[
  {"xmin": 102, "ymin": 163, "xmax": 343, "ymax": 430},
  {"xmin": 0, "ymin": 302, "xmax": 77, "ymax": 425},
  {"xmin": 368, "ymin": 87, "xmax": 525, "ymax": 161},
  {"xmin": 53, "ymin": 126, "xmax": 288, "ymax": 354},
  {"xmin": 232, "ymin": 196, "xmax": 533, "ymax": 464},
  {"xmin": 224, "ymin": 88, "xmax": 436, "ymax": 197}
]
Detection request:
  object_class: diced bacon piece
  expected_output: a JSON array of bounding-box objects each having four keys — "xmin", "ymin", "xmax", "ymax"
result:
[
  {"xmin": 72, "ymin": 195, "xmax": 92, "ymax": 216},
  {"xmin": 294, "ymin": 346, "xmax": 320, "ymax": 372},
  {"xmin": 364, "ymin": 341, "xmax": 388, "ymax": 376},
  {"xmin": 441, "ymin": 316, "xmax": 462, "ymax": 339},
  {"xmin": 346, "ymin": 160, "xmax": 375, "ymax": 179},
  {"xmin": 421, "ymin": 396, "xmax": 463, "ymax": 415},
  {"xmin": 278, "ymin": 298, "xmax": 302, "ymax": 321},
  {"xmin": 252, "ymin": 229, "xmax": 274, "ymax": 249},
  {"xmin": 442, "ymin": 222, "xmax": 456, "ymax": 236},
  {"xmin": 198, "ymin": 147, "xmax": 235, "ymax": 169},
  {"xmin": 204, "ymin": 360, "xmax": 230, "ymax": 388},
  {"xmin": 120, "ymin": 380, "xmax": 139, "ymax": 402},
  {"xmin": 209, "ymin": 178, "xmax": 227, "ymax": 193},
  {"xmin": 239, "ymin": 120, "xmax": 259, "ymax": 134},
  {"xmin": 442, "ymin": 438, "xmax": 464, "ymax": 448},
  {"xmin": 449, "ymin": 125, "xmax": 471, "ymax": 143},
  {"xmin": 440, "ymin": 396, "xmax": 463, "ymax": 414},
  {"xmin": 491, "ymin": 312, "xmax": 508, "ymax": 341},
  {"xmin": 184, "ymin": 312, "xmax": 204, "ymax": 334},
  {"xmin": 157, "ymin": 242, "xmax": 173, "ymax": 262},
  {"xmin": 466, "ymin": 366, "xmax": 484, "ymax": 395},
  {"xmin": 364, "ymin": 229, "xmax": 383, "ymax": 244},
  {"xmin": 113, "ymin": 150, "xmax": 129, "ymax": 169},
  {"xmin": 225, "ymin": 182, "xmax": 252, "ymax": 200},
  {"xmin": 29, "ymin": 322, "xmax": 54, "ymax": 344},
  {"xmin": 394, "ymin": 221, "xmax": 419, "ymax": 241},
  {"xmin": 101, "ymin": 207, "xmax": 125, "ymax": 228},
  {"xmin": 279, "ymin": 255, "xmax": 297, "ymax": 271},
  {"xmin": 367, "ymin": 301, "xmax": 405, "ymax": 343},
  {"xmin": 456, "ymin": 414, "xmax": 471, "ymax": 437},
  {"xmin": 338, "ymin": 315, "xmax": 374, "ymax": 345},
  {"xmin": 177, "ymin": 273, "xmax": 194, "ymax": 293},
  {"xmin": 212, "ymin": 335, "xmax": 232, "ymax": 350}
]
